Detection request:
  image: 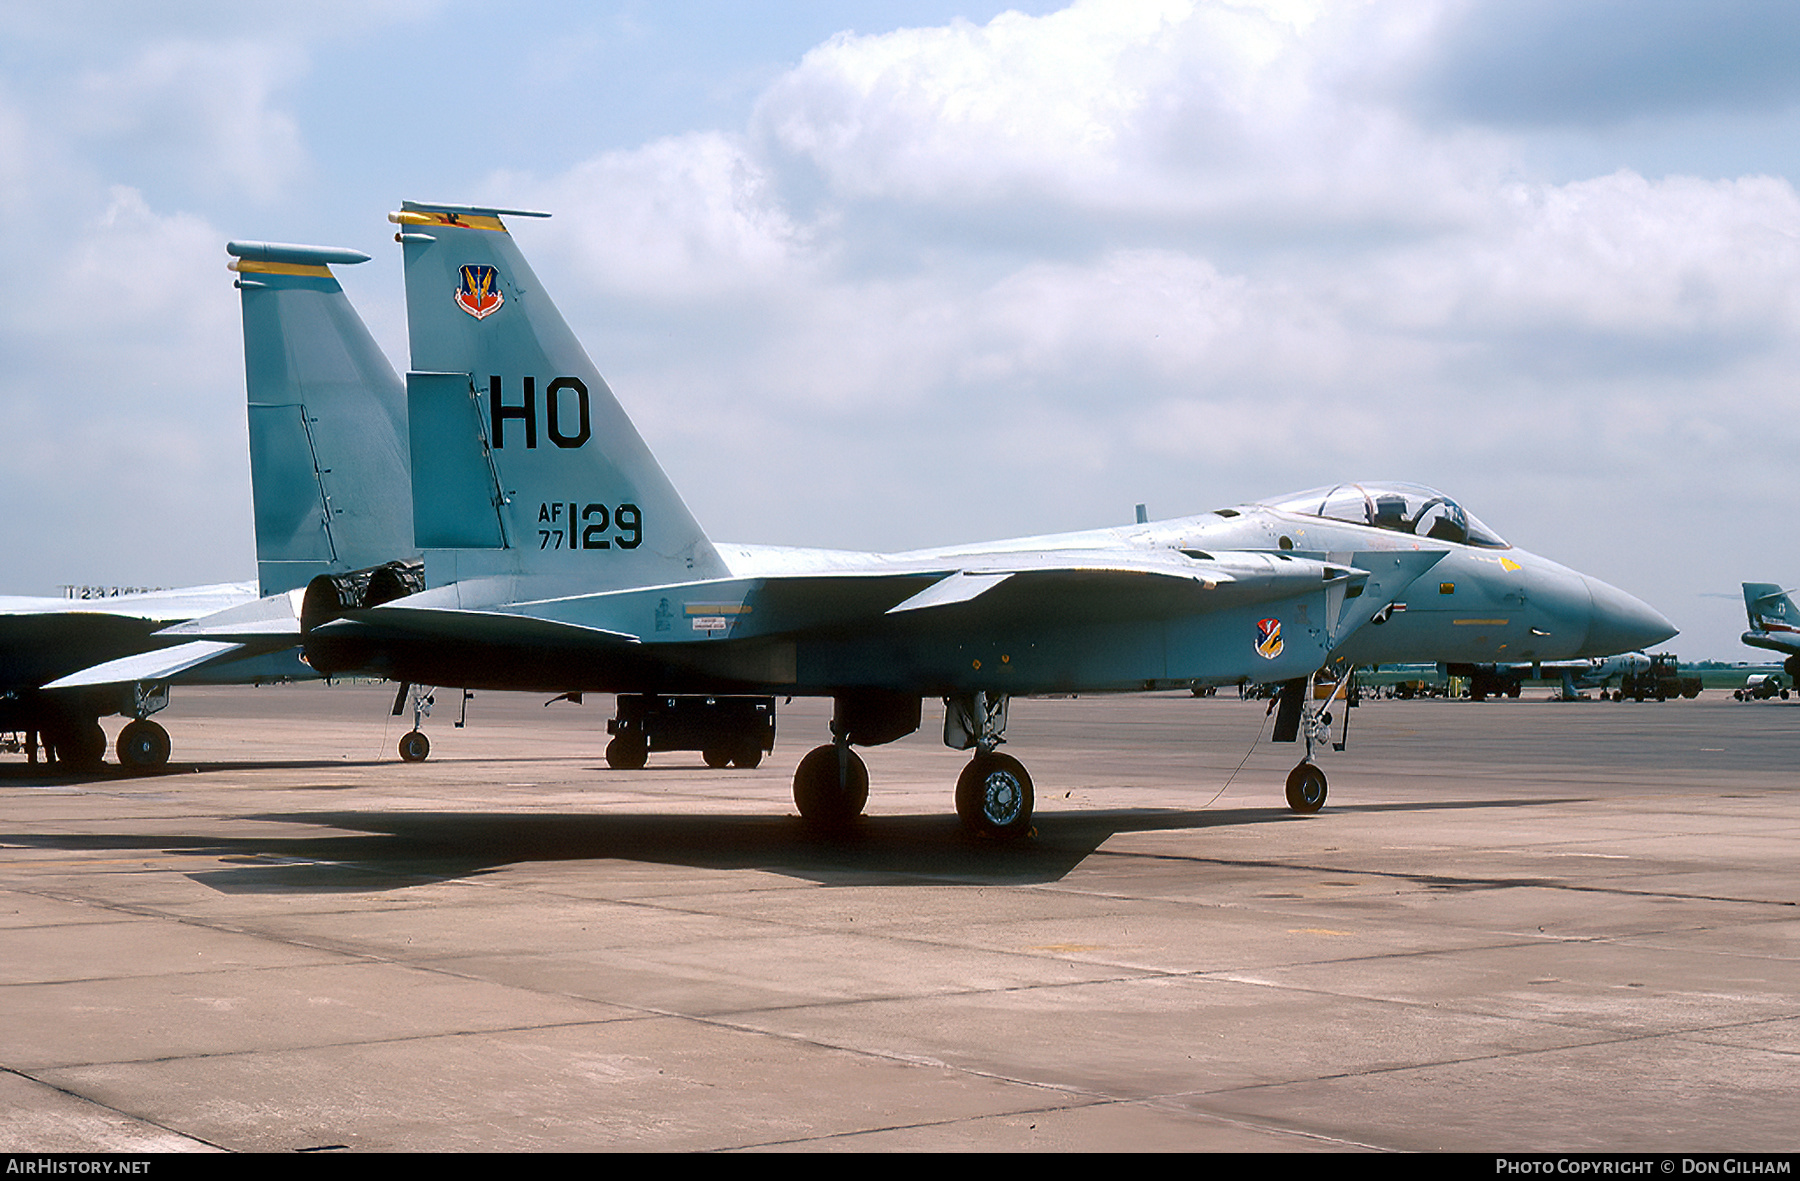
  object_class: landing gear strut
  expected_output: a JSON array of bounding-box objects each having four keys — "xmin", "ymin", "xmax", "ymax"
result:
[
  {"xmin": 1271, "ymin": 673, "xmax": 1337, "ymax": 814},
  {"xmin": 395, "ymin": 682, "xmax": 434, "ymax": 762},
  {"xmin": 791, "ymin": 692, "xmax": 918, "ymax": 830}
]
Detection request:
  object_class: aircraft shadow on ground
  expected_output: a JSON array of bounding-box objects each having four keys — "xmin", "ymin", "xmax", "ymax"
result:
[
  {"xmin": 0, "ymin": 796, "xmax": 1581, "ymax": 894},
  {"xmin": 0, "ymin": 755, "xmax": 591, "ymax": 782}
]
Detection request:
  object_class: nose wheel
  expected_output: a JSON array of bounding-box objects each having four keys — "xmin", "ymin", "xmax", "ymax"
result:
[
  {"xmin": 398, "ymin": 730, "xmax": 431, "ymax": 762},
  {"xmin": 1285, "ymin": 762, "xmax": 1327, "ymax": 813}
]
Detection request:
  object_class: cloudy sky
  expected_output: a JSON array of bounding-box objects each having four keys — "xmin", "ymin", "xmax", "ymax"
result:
[{"xmin": 3, "ymin": 0, "xmax": 1797, "ymax": 658}]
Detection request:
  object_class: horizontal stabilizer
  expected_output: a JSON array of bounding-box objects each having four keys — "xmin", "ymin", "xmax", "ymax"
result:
[
  {"xmin": 156, "ymin": 589, "xmax": 304, "ymax": 640},
  {"xmin": 44, "ymin": 640, "xmax": 246, "ymax": 689},
  {"xmin": 316, "ymin": 606, "xmax": 640, "ymax": 649}
]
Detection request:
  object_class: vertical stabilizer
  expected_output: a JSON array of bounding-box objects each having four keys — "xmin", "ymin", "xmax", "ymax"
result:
[
  {"xmin": 390, "ymin": 202, "xmax": 727, "ymax": 594},
  {"xmin": 230, "ymin": 242, "xmax": 414, "ymax": 596},
  {"xmin": 1743, "ymin": 582, "xmax": 1797, "ymax": 634}
]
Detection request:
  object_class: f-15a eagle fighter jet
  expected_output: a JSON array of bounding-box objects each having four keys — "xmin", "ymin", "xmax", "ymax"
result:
[{"xmin": 162, "ymin": 201, "xmax": 1675, "ymax": 837}]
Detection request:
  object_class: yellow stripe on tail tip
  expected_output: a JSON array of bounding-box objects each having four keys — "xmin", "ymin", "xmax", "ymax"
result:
[
  {"xmin": 387, "ymin": 210, "xmax": 508, "ymax": 232},
  {"xmin": 227, "ymin": 259, "xmax": 334, "ymax": 278}
]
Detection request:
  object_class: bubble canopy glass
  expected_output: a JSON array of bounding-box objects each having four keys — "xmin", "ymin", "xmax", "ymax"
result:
[{"xmin": 1258, "ymin": 482, "xmax": 1509, "ymax": 549}]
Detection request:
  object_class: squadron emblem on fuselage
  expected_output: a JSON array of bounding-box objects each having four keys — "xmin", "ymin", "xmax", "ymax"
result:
[{"xmin": 1256, "ymin": 618, "xmax": 1283, "ymax": 660}]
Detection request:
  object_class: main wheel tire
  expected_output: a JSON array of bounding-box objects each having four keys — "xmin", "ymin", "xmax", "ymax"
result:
[
  {"xmin": 793, "ymin": 744, "xmax": 868, "ymax": 827},
  {"xmin": 605, "ymin": 735, "xmax": 648, "ymax": 770},
  {"xmin": 1285, "ymin": 762, "xmax": 1328, "ymax": 813},
  {"xmin": 733, "ymin": 744, "xmax": 764, "ymax": 769},
  {"xmin": 116, "ymin": 720, "xmax": 171, "ymax": 769},
  {"xmin": 702, "ymin": 747, "xmax": 733, "ymax": 769},
  {"xmin": 398, "ymin": 730, "xmax": 431, "ymax": 762},
  {"xmin": 51, "ymin": 719, "xmax": 107, "ymax": 772},
  {"xmin": 955, "ymin": 752, "xmax": 1034, "ymax": 840}
]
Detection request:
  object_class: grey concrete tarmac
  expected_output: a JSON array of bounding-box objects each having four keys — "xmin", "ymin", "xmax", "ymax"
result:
[{"xmin": 0, "ymin": 684, "xmax": 1794, "ymax": 1152}]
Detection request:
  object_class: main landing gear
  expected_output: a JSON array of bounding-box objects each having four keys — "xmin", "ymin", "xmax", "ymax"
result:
[
  {"xmin": 945, "ymin": 691, "xmax": 1033, "ymax": 839},
  {"xmin": 113, "ymin": 682, "xmax": 174, "ymax": 771},
  {"xmin": 792, "ymin": 742, "xmax": 868, "ymax": 828},
  {"xmin": 43, "ymin": 716, "xmax": 107, "ymax": 772},
  {"xmin": 955, "ymin": 751, "xmax": 1033, "ymax": 840},
  {"xmin": 117, "ymin": 719, "xmax": 171, "ymax": 769},
  {"xmin": 790, "ymin": 691, "xmax": 1036, "ymax": 840}
]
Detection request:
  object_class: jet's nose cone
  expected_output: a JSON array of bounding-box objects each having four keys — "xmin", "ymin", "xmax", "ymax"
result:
[{"xmin": 1581, "ymin": 575, "xmax": 1677, "ymax": 656}]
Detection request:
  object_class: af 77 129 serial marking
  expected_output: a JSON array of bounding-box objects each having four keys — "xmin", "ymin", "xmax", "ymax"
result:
[{"xmin": 536, "ymin": 501, "xmax": 642, "ymax": 550}]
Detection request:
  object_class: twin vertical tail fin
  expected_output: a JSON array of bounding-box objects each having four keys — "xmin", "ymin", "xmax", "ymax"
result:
[
  {"xmin": 230, "ymin": 242, "xmax": 414, "ymax": 596},
  {"xmin": 389, "ymin": 202, "xmax": 728, "ymax": 594}
]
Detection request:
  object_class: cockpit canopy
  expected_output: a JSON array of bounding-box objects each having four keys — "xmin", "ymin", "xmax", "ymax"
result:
[{"xmin": 1258, "ymin": 482, "xmax": 1509, "ymax": 549}]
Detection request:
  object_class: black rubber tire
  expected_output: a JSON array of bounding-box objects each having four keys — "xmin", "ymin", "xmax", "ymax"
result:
[
  {"xmin": 702, "ymin": 747, "xmax": 733, "ymax": 769},
  {"xmin": 955, "ymin": 752, "xmax": 1034, "ymax": 840},
  {"xmin": 793, "ymin": 744, "xmax": 868, "ymax": 827},
  {"xmin": 605, "ymin": 735, "xmax": 648, "ymax": 770},
  {"xmin": 398, "ymin": 731, "xmax": 431, "ymax": 762},
  {"xmin": 49, "ymin": 719, "xmax": 107, "ymax": 771},
  {"xmin": 733, "ymin": 744, "xmax": 764, "ymax": 769},
  {"xmin": 1285, "ymin": 762, "xmax": 1328, "ymax": 813},
  {"xmin": 116, "ymin": 720, "xmax": 171, "ymax": 769}
]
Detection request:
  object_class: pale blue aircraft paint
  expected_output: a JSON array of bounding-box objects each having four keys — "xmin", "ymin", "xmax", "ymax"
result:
[{"xmin": 232, "ymin": 241, "xmax": 415, "ymax": 596}]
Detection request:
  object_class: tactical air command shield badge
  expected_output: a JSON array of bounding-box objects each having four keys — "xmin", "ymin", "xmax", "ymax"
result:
[
  {"xmin": 455, "ymin": 264, "xmax": 504, "ymax": 319},
  {"xmin": 1256, "ymin": 618, "xmax": 1283, "ymax": 660}
]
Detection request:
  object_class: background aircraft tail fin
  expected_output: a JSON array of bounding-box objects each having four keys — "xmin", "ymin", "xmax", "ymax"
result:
[
  {"xmin": 1742, "ymin": 582, "xmax": 1796, "ymax": 633},
  {"xmin": 230, "ymin": 242, "xmax": 414, "ymax": 596},
  {"xmin": 391, "ymin": 202, "xmax": 727, "ymax": 591}
]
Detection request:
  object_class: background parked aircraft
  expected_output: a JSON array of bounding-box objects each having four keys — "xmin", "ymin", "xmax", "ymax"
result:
[{"xmin": 1740, "ymin": 582, "xmax": 1800, "ymax": 678}]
